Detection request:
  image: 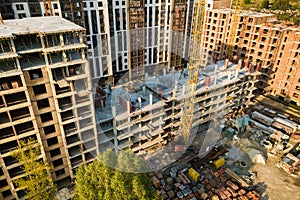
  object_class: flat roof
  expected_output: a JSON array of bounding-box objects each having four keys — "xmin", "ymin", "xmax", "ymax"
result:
[{"xmin": 0, "ymin": 16, "xmax": 84, "ymax": 38}]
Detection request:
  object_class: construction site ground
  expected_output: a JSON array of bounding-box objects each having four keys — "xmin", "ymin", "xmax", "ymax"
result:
[
  {"xmin": 151, "ymin": 100, "xmax": 300, "ymax": 200},
  {"xmin": 251, "ymin": 155, "xmax": 300, "ymax": 200}
]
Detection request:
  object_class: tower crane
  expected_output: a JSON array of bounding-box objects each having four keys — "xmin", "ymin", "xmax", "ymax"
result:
[
  {"xmin": 182, "ymin": 0, "xmax": 243, "ymax": 142},
  {"xmin": 228, "ymin": 0, "xmax": 243, "ymax": 61},
  {"xmin": 43, "ymin": 0, "xmax": 54, "ymax": 16},
  {"xmin": 181, "ymin": 0, "xmax": 206, "ymax": 142}
]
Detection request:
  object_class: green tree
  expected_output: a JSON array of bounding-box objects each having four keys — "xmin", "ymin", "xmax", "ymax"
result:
[
  {"xmin": 12, "ymin": 138, "xmax": 57, "ymax": 200},
  {"xmin": 272, "ymin": 0, "xmax": 290, "ymax": 10},
  {"xmin": 74, "ymin": 149, "xmax": 161, "ymax": 200},
  {"xmin": 244, "ymin": 0, "xmax": 251, "ymax": 4},
  {"xmin": 261, "ymin": 0, "xmax": 270, "ymax": 8}
]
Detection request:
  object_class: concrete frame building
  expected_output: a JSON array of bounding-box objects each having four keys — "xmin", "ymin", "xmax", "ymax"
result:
[
  {"xmin": 95, "ymin": 60, "xmax": 261, "ymax": 156},
  {"xmin": 0, "ymin": 17, "xmax": 98, "ymax": 199}
]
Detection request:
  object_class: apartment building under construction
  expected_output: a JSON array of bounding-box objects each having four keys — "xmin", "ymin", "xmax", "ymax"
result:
[
  {"xmin": 199, "ymin": 9, "xmax": 300, "ymax": 105},
  {"xmin": 95, "ymin": 59, "xmax": 261, "ymax": 156},
  {"xmin": 0, "ymin": 17, "xmax": 98, "ymax": 199}
]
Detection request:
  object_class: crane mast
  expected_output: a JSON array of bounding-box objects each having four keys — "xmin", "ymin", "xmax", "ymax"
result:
[
  {"xmin": 228, "ymin": 0, "xmax": 243, "ymax": 60},
  {"xmin": 181, "ymin": 0, "xmax": 206, "ymax": 142}
]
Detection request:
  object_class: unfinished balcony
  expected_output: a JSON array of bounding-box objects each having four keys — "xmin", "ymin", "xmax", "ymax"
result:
[
  {"xmin": 63, "ymin": 32, "xmax": 80, "ymax": 46},
  {"xmin": 14, "ymin": 121, "xmax": 34, "ymax": 135},
  {"xmin": 98, "ymin": 120, "xmax": 113, "ymax": 132},
  {"xmin": 3, "ymin": 156, "xmax": 18, "ymax": 167},
  {"xmin": 1, "ymin": 190, "xmax": 12, "ymax": 199},
  {"xmin": 77, "ymin": 105, "xmax": 91, "ymax": 119},
  {"xmin": 99, "ymin": 141, "xmax": 114, "ymax": 153},
  {"xmin": 8, "ymin": 166, "xmax": 25, "ymax": 178},
  {"xmin": 0, "ymin": 75, "xmax": 23, "ymax": 92},
  {"xmin": 55, "ymin": 84, "xmax": 71, "ymax": 96},
  {"xmin": 75, "ymin": 93, "xmax": 89, "ymax": 104},
  {"xmin": 84, "ymin": 151, "xmax": 96, "ymax": 162},
  {"xmin": 63, "ymin": 122, "xmax": 77, "ymax": 136},
  {"xmin": 83, "ymin": 140, "xmax": 96, "ymax": 150},
  {"xmin": 43, "ymin": 124, "xmax": 56, "ymax": 135},
  {"xmin": 66, "ymin": 134, "xmax": 80, "ymax": 146},
  {"xmin": 0, "ymin": 179, "xmax": 9, "ymax": 191},
  {"xmin": 0, "ymin": 112, "xmax": 10, "ymax": 124},
  {"xmin": 79, "ymin": 118, "xmax": 93, "ymax": 129},
  {"xmin": 0, "ymin": 140, "xmax": 18, "ymax": 154},
  {"xmin": 0, "ymin": 127, "xmax": 15, "ymax": 140},
  {"xmin": 98, "ymin": 130, "xmax": 114, "ymax": 144},
  {"xmin": 81, "ymin": 130, "xmax": 95, "ymax": 142},
  {"xmin": 50, "ymin": 148, "xmax": 62, "ymax": 158},
  {"xmin": 44, "ymin": 33, "xmax": 61, "ymax": 48},
  {"xmin": 65, "ymin": 64, "xmax": 85, "ymax": 80},
  {"xmin": 65, "ymin": 49, "xmax": 82, "ymax": 62},
  {"xmin": 15, "ymin": 34, "xmax": 42, "ymax": 53},
  {"xmin": 10, "ymin": 107, "xmax": 31, "ymax": 122},
  {"xmin": 70, "ymin": 155, "xmax": 83, "ymax": 168},
  {"xmin": 68, "ymin": 145, "xmax": 81, "ymax": 158},
  {"xmin": 32, "ymin": 84, "xmax": 47, "ymax": 96},
  {"xmin": 0, "ymin": 58, "xmax": 18, "ymax": 73},
  {"xmin": 46, "ymin": 137, "xmax": 59, "ymax": 148},
  {"xmin": 61, "ymin": 110, "xmax": 75, "ymax": 122},
  {"xmin": 0, "ymin": 96, "xmax": 3, "ymax": 108},
  {"xmin": 0, "ymin": 39, "xmax": 13, "ymax": 54},
  {"xmin": 58, "ymin": 96, "xmax": 73, "ymax": 111},
  {"xmin": 36, "ymin": 98, "xmax": 50, "ymax": 110},
  {"xmin": 19, "ymin": 52, "xmax": 45, "ymax": 70},
  {"xmin": 5, "ymin": 91, "xmax": 27, "ymax": 107},
  {"xmin": 48, "ymin": 52, "xmax": 64, "ymax": 65},
  {"xmin": 40, "ymin": 112, "xmax": 53, "ymax": 123},
  {"xmin": 28, "ymin": 68, "xmax": 43, "ymax": 81},
  {"xmin": 73, "ymin": 78, "xmax": 88, "ymax": 94}
]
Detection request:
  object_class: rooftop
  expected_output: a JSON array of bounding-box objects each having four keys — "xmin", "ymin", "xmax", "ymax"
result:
[
  {"xmin": 95, "ymin": 60, "xmax": 257, "ymax": 124},
  {"xmin": 0, "ymin": 16, "xmax": 84, "ymax": 38}
]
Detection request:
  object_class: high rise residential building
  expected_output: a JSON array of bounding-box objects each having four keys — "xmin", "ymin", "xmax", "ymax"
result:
[
  {"xmin": 82, "ymin": 0, "xmax": 113, "ymax": 82},
  {"xmin": 110, "ymin": 0, "xmax": 195, "ymax": 81},
  {"xmin": 0, "ymin": 16, "xmax": 98, "ymax": 198},
  {"xmin": 198, "ymin": 8, "xmax": 300, "ymax": 105}
]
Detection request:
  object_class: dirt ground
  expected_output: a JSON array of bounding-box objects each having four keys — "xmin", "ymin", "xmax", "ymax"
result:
[{"xmin": 251, "ymin": 155, "xmax": 300, "ymax": 200}]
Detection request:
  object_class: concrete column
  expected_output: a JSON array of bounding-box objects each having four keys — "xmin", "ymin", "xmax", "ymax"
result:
[
  {"xmin": 143, "ymin": 85, "xmax": 146, "ymax": 96},
  {"xmin": 138, "ymin": 97, "xmax": 142, "ymax": 108},
  {"xmin": 224, "ymin": 59, "xmax": 229, "ymax": 69},
  {"xmin": 59, "ymin": 33, "xmax": 64, "ymax": 46},
  {"xmin": 127, "ymin": 101, "xmax": 131, "ymax": 113},
  {"xmin": 174, "ymin": 80, "xmax": 178, "ymax": 95},
  {"xmin": 149, "ymin": 93, "xmax": 153, "ymax": 105},
  {"xmin": 145, "ymin": 73, "xmax": 148, "ymax": 81},
  {"xmin": 238, "ymin": 59, "xmax": 243, "ymax": 70},
  {"xmin": 79, "ymin": 31, "xmax": 83, "ymax": 43},
  {"xmin": 112, "ymin": 106, "xmax": 118, "ymax": 154},
  {"xmin": 62, "ymin": 51, "xmax": 67, "ymax": 62},
  {"xmin": 214, "ymin": 75, "xmax": 217, "ymax": 86},
  {"xmin": 235, "ymin": 69, "xmax": 239, "ymax": 79},
  {"xmin": 228, "ymin": 70, "xmax": 232, "ymax": 81},
  {"xmin": 9, "ymin": 38, "xmax": 16, "ymax": 52}
]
